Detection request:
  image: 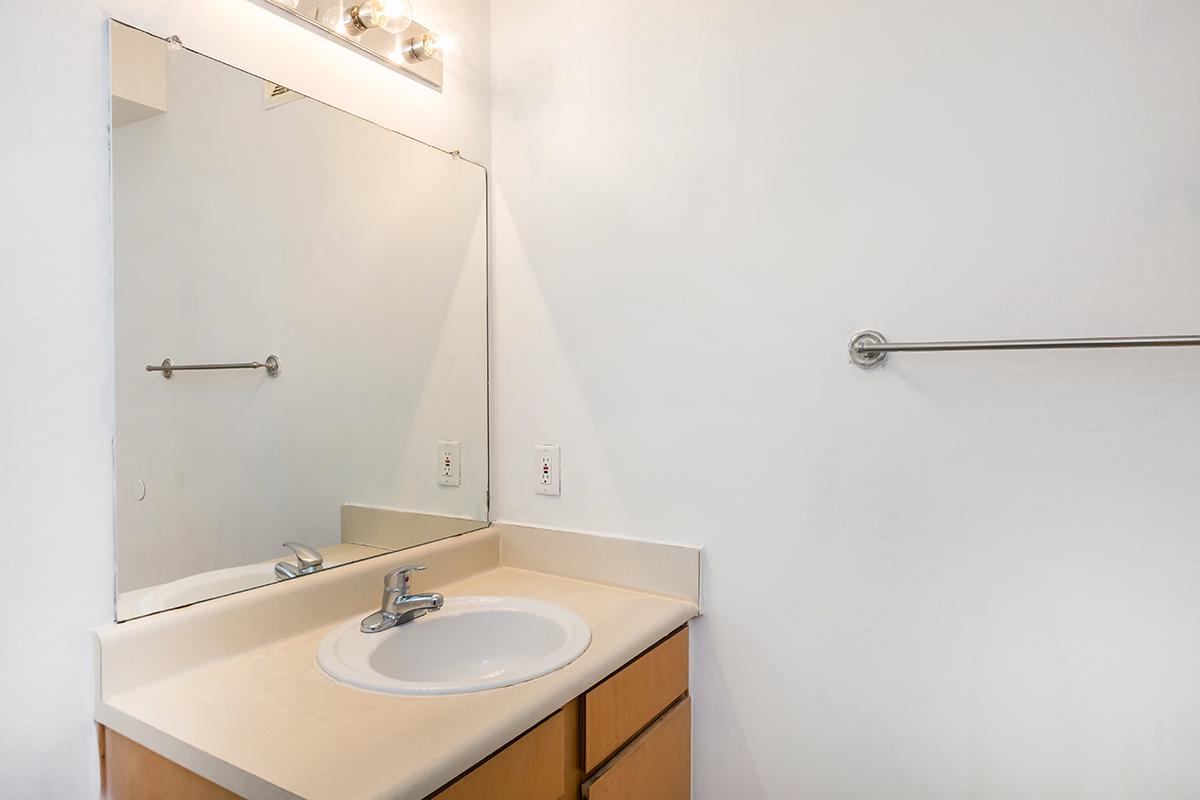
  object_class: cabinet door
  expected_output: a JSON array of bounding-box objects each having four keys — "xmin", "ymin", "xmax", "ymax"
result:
[
  {"xmin": 429, "ymin": 711, "xmax": 565, "ymax": 800},
  {"xmin": 582, "ymin": 697, "xmax": 690, "ymax": 800},
  {"xmin": 102, "ymin": 728, "xmax": 242, "ymax": 800}
]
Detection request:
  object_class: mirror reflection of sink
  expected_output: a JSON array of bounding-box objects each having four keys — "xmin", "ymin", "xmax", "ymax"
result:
[
  {"xmin": 317, "ymin": 596, "xmax": 591, "ymax": 695},
  {"xmin": 133, "ymin": 563, "xmax": 279, "ymax": 616}
]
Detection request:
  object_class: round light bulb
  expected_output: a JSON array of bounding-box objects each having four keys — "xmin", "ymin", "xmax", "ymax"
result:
[
  {"xmin": 321, "ymin": 3, "xmax": 349, "ymax": 32},
  {"xmin": 358, "ymin": 0, "xmax": 413, "ymax": 34},
  {"xmin": 387, "ymin": 39, "xmax": 409, "ymax": 63},
  {"xmin": 430, "ymin": 25, "xmax": 463, "ymax": 60}
]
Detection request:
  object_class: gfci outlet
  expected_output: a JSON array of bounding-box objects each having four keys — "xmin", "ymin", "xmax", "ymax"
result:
[
  {"xmin": 535, "ymin": 444, "xmax": 560, "ymax": 496},
  {"xmin": 438, "ymin": 440, "xmax": 461, "ymax": 486}
]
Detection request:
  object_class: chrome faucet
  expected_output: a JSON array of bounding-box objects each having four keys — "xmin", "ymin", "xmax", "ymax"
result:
[
  {"xmin": 360, "ymin": 565, "xmax": 444, "ymax": 633},
  {"xmin": 274, "ymin": 541, "xmax": 324, "ymax": 580}
]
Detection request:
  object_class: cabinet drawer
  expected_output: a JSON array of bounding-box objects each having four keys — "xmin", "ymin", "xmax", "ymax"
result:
[
  {"xmin": 583, "ymin": 697, "xmax": 691, "ymax": 800},
  {"xmin": 583, "ymin": 626, "xmax": 688, "ymax": 773},
  {"xmin": 429, "ymin": 711, "xmax": 564, "ymax": 800}
]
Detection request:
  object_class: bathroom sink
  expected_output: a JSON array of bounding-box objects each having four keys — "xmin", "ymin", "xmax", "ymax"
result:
[
  {"xmin": 133, "ymin": 562, "xmax": 279, "ymax": 615},
  {"xmin": 317, "ymin": 596, "xmax": 591, "ymax": 695}
]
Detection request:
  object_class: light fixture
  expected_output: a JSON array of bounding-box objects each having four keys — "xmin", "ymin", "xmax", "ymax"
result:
[
  {"xmin": 320, "ymin": 3, "xmax": 353, "ymax": 35},
  {"xmin": 347, "ymin": 0, "xmax": 412, "ymax": 35},
  {"xmin": 261, "ymin": 0, "xmax": 454, "ymax": 89},
  {"xmin": 400, "ymin": 27, "xmax": 462, "ymax": 62}
]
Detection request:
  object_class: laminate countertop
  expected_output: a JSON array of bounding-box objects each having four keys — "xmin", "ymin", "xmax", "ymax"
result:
[{"xmin": 94, "ymin": 525, "xmax": 701, "ymax": 800}]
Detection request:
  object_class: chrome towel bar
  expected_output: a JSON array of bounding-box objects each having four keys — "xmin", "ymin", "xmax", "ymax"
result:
[
  {"xmin": 146, "ymin": 355, "xmax": 280, "ymax": 379},
  {"xmin": 848, "ymin": 331, "xmax": 1200, "ymax": 369}
]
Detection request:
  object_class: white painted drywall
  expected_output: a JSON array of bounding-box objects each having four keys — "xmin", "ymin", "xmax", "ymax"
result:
[
  {"xmin": 113, "ymin": 35, "xmax": 487, "ymax": 592},
  {"xmin": 0, "ymin": 11, "xmax": 113, "ymax": 799},
  {"xmin": 0, "ymin": 0, "xmax": 489, "ymax": 796},
  {"xmin": 490, "ymin": 1, "xmax": 1200, "ymax": 797}
]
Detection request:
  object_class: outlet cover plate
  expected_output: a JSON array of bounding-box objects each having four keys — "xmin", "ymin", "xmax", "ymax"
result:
[
  {"xmin": 439, "ymin": 440, "xmax": 461, "ymax": 487},
  {"xmin": 535, "ymin": 444, "xmax": 560, "ymax": 496}
]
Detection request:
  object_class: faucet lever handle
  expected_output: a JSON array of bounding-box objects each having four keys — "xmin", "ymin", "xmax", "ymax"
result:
[
  {"xmin": 281, "ymin": 541, "xmax": 323, "ymax": 570},
  {"xmin": 383, "ymin": 564, "xmax": 426, "ymax": 592}
]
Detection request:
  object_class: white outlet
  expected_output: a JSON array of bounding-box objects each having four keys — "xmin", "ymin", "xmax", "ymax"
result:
[
  {"xmin": 535, "ymin": 444, "xmax": 560, "ymax": 496},
  {"xmin": 438, "ymin": 440, "xmax": 461, "ymax": 487}
]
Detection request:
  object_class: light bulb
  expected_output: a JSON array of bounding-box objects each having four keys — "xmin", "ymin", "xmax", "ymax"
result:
[
  {"xmin": 355, "ymin": 0, "xmax": 413, "ymax": 34},
  {"xmin": 321, "ymin": 3, "xmax": 349, "ymax": 32},
  {"xmin": 430, "ymin": 25, "xmax": 463, "ymax": 60},
  {"xmin": 319, "ymin": 2, "xmax": 355, "ymax": 37},
  {"xmin": 403, "ymin": 27, "xmax": 464, "ymax": 62},
  {"xmin": 387, "ymin": 38, "xmax": 409, "ymax": 63}
]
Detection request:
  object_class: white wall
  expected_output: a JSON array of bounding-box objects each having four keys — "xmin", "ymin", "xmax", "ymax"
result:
[
  {"xmin": 114, "ymin": 37, "xmax": 487, "ymax": 592},
  {"xmin": 490, "ymin": 1, "xmax": 1200, "ymax": 797},
  {"xmin": 0, "ymin": 1, "xmax": 489, "ymax": 796},
  {"xmin": 0, "ymin": 10, "xmax": 112, "ymax": 799}
]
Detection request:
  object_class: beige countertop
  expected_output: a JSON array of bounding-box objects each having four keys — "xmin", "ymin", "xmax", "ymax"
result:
[{"xmin": 95, "ymin": 525, "xmax": 701, "ymax": 800}]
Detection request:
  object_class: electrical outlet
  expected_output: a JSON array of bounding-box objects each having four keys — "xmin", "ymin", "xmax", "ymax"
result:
[
  {"xmin": 535, "ymin": 444, "xmax": 560, "ymax": 496},
  {"xmin": 438, "ymin": 440, "xmax": 461, "ymax": 486}
]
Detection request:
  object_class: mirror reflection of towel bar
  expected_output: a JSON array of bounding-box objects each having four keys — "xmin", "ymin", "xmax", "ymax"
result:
[{"xmin": 146, "ymin": 355, "xmax": 280, "ymax": 379}]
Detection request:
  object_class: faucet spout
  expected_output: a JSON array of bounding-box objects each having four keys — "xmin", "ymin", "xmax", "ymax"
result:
[{"xmin": 360, "ymin": 565, "xmax": 444, "ymax": 633}]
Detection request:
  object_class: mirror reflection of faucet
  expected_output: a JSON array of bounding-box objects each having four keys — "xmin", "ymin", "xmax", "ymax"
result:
[{"xmin": 274, "ymin": 542, "xmax": 324, "ymax": 580}]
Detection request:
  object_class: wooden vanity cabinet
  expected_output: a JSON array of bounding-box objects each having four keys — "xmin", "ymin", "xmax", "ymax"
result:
[
  {"xmin": 99, "ymin": 626, "xmax": 690, "ymax": 800},
  {"xmin": 581, "ymin": 697, "xmax": 691, "ymax": 800},
  {"xmin": 430, "ymin": 626, "xmax": 690, "ymax": 800},
  {"xmin": 100, "ymin": 728, "xmax": 239, "ymax": 800},
  {"xmin": 582, "ymin": 622, "xmax": 689, "ymax": 774}
]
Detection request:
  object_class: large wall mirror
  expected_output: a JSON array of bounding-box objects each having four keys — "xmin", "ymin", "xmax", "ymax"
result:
[{"xmin": 110, "ymin": 22, "xmax": 488, "ymax": 621}]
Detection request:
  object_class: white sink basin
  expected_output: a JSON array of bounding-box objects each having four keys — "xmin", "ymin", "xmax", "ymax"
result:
[
  {"xmin": 133, "ymin": 562, "xmax": 279, "ymax": 616},
  {"xmin": 317, "ymin": 596, "xmax": 591, "ymax": 695}
]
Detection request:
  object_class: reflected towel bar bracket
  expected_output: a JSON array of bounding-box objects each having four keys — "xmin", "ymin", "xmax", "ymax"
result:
[
  {"xmin": 147, "ymin": 355, "xmax": 281, "ymax": 379},
  {"xmin": 848, "ymin": 331, "xmax": 1200, "ymax": 370}
]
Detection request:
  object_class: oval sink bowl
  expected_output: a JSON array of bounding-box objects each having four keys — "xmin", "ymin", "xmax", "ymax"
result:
[{"xmin": 317, "ymin": 596, "xmax": 591, "ymax": 695}]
